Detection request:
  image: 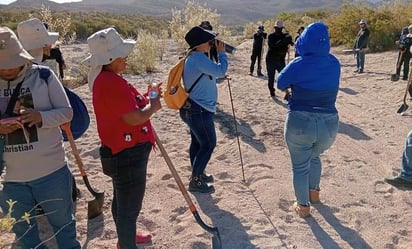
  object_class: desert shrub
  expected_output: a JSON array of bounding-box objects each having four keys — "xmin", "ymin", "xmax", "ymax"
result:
[
  {"xmin": 33, "ymin": 5, "xmax": 77, "ymax": 45},
  {"xmin": 127, "ymin": 29, "xmax": 164, "ymax": 74},
  {"xmin": 170, "ymin": 0, "xmax": 232, "ymax": 51}
]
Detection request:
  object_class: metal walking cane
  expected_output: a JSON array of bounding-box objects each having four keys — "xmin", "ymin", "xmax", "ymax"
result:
[{"xmin": 226, "ymin": 77, "xmax": 246, "ymax": 182}]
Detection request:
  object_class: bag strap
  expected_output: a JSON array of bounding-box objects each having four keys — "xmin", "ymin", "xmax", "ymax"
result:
[
  {"xmin": 5, "ymin": 78, "xmax": 25, "ymax": 117},
  {"xmin": 187, "ymin": 74, "xmax": 204, "ymax": 93}
]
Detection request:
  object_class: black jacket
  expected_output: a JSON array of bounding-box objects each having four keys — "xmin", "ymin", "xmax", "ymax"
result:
[{"xmin": 266, "ymin": 30, "xmax": 294, "ymax": 62}]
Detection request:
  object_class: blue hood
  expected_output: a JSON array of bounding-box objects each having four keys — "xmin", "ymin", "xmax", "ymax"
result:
[{"xmin": 296, "ymin": 22, "xmax": 330, "ymax": 57}]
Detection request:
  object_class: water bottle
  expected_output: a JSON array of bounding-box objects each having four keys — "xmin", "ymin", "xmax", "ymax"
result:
[{"xmin": 148, "ymin": 83, "xmax": 158, "ymax": 99}]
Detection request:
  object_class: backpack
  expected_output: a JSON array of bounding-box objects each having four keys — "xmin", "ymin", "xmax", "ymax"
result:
[
  {"xmin": 39, "ymin": 67, "xmax": 90, "ymax": 141},
  {"xmin": 163, "ymin": 56, "xmax": 204, "ymax": 110}
]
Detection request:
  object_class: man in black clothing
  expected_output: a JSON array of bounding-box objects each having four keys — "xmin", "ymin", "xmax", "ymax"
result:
[
  {"xmin": 395, "ymin": 25, "xmax": 412, "ymax": 80},
  {"xmin": 249, "ymin": 25, "xmax": 267, "ymax": 76},
  {"xmin": 265, "ymin": 20, "xmax": 294, "ymax": 97},
  {"xmin": 353, "ymin": 19, "xmax": 370, "ymax": 73}
]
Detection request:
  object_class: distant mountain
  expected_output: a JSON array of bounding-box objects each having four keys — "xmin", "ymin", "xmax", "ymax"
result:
[{"xmin": 0, "ymin": 0, "xmax": 384, "ymax": 25}]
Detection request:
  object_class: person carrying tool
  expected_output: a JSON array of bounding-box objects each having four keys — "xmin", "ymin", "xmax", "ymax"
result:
[
  {"xmin": 353, "ymin": 19, "xmax": 370, "ymax": 74},
  {"xmin": 16, "ymin": 18, "xmax": 80, "ymax": 202},
  {"xmin": 0, "ymin": 27, "xmax": 80, "ymax": 249},
  {"xmin": 277, "ymin": 22, "xmax": 340, "ymax": 218},
  {"xmin": 85, "ymin": 27, "xmax": 161, "ymax": 249},
  {"xmin": 395, "ymin": 25, "xmax": 412, "ymax": 81},
  {"xmin": 265, "ymin": 20, "xmax": 294, "ymax": 98},
  {"xmin": 249, "ymin": 25, "xmax": 267, "ymax": 76}
]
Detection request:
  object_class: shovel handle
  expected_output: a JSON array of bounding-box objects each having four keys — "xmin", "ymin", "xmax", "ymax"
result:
[
  {"xmin": 154, "ymin": 131, "xmax": 196, "ymax": 211},
  {"xmin": 61, "ymin": 122, "xmax": 87, "ymax": 177}
]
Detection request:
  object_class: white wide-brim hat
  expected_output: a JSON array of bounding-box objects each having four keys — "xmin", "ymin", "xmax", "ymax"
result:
[
  {"xmin": 0, "ymin": 27, "xmax": 34, "ymax": 69},
  {"xmin": 17, "ymin": 18, "xmax": 59, "ymax": 51},
  {"xmin": 84, "ymin": 27, "xmax": 136, "ymax": 67}
]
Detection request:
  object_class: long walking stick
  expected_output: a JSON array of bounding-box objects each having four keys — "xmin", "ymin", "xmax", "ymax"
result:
[
  {"xmin": 154, "ymin": 131, "xmax": 222, "ymax": 249},
  {"xmin": 61, "ymin": 123, "xmax": 104, "ymax": 219},
  {"xmin": 226, "ymin": 77, "xmax": 245, "ymax": 182}
]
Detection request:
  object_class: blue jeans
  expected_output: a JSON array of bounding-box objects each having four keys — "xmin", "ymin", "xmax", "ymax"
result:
[
  {"xmin": 399, "ymin": 130, "xmax": 412, "ymax": 181},
  {"xmin": 356, "ymin": 50, "xmax": 365, "ymax": 71},
  {"xmin": 179, "ymin": 99, "xmax": 216, "ymax": 176},
  {"xmin": 284, "ymin": 111, "xmax": 339, "ymax": 206},
  {"xmin": 0, "ymin": 166, "xmax": 80, "ymax": 249},
  {"xmin": 100, "ymin": 142, "xmax": 152, "ymax": 249},
  {"xmin": 266, "ymin": 60, "xmax": 286, "ymax": 94}
]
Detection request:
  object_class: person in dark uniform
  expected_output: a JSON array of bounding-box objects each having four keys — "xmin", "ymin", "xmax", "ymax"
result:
[
  {"xmin": 249, "ymin": 25, "xmax": 267, "ymax": 76},
  {"xmin": 395, "ymin": 25, "xmax": 412, "ymax": 80},
  {"xmin": 265, "ymin": 20, "xmax": 294, "ymax": 98},
  {"xmin": 199, "ymin": 20, "xmax": 218, "ymax": 62}
]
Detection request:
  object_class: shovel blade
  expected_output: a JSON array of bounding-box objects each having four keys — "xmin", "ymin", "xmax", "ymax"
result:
[
  {"xmin": 391, "ymin": 74, "xmax": 400, "ymax": 81},
  {"xmin": 87, "ymin": 192, "xmax": 104, "ymax": 219},
  {"xmin": 397, "ymin": 103, "xmax": 409, "ymax": 114}
]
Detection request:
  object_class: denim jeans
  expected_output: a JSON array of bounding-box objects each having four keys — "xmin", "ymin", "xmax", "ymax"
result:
[
  {"xmin": 266, "ymin": 60, "xmax": 286, "ymax": 93},
  {"xmin": 0, "ymin": 165, "xmax": 80, "ymax": 249},
  {"xmin": 356, "ymin": 50, "xmax": 365, "ymax": 71},
  {"xmin": 399, "ymin": 130, "xmax": 412, "ymax": 181},
  {"xmin": 100, "ymin": 142, "xmax": 152, "ymax": 249},
  {"xmin": 179, "ymin": 100, "xmax": 216, "ymax": 176},
  {"xmin": 284, "ymin": 111, "xmax": 339, "ymax": 206}
]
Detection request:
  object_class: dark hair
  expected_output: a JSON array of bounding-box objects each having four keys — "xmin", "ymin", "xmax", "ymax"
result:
[{"xmin": 200, "ymin": 20, "xmax": 213, "ymax": 31}]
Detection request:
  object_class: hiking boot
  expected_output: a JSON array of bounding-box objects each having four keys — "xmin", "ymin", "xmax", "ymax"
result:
[
  {"xmin": 200, "ymin": 173, "xmax": 214, "ymax": 183},
  {"xmin": 357, "ymin": 70, "xmax": 364, "ymax": 74},
  {"xmin": 248, "ymin": 72, "xmax": 253, "ymax": 76},
  {"xmin": 270, "ymin": 91, "xmax": 275, "ymax": 97},
  {"xmin": 384, "ymin": 176, "xmax": 412, "ymax": 188},
  {"xmin": 189, "ymin": 176, "xmax": 215, "ymax": 193},
  {"xmin": 116, "ymin": 232, "xmax": 152, "ymax": 249},
  {"xmin": 353, "ymin": 69, "xmax": 359, "ymax": 73},
  {"xmin": 403, "ymin": 77, "xmax": 408, "ymax": 81},
  {"xmin": 309, "ymin": 190, "xmax": 320, "ymax": 204},
  {"xmin": 293, "ymin": 202, "xmax": 310, "ymax": 218}
]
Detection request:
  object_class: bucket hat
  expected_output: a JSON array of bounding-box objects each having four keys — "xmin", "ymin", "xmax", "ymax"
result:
[
  {"xmin": 359, "ymin": 19, "xmax": 367, "ymax": 25},
  {"xmin": 185, "ymin": 26, "xmax": 217, "ymax": 49},
  {"xmin": 17, "ymin": 18, "xmax": 59, "ymax": 51},
  {"xmin": 258, "ymin": 25, "xmax": 265, "ymax": 31},
  {"xmin": 0, "ymin": 27, "xmax": 34, "ymax": 69},
  {"xmin": 84, "ymin": 27, "xmax": 136, "ymax": 67},
  {"xmin": 274, "ymin": 20, "xmax": 284, "ymax": 28}
]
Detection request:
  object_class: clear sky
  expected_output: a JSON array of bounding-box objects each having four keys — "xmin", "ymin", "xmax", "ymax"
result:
[{"xmin": 0, "ymin": 0, "xmax": 82, "ymax": 4}]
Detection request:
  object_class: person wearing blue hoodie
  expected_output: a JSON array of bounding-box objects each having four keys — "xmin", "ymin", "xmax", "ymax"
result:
[{"xmin": 277, "ymin": 22, "xmax": 340, "ymax": 218}]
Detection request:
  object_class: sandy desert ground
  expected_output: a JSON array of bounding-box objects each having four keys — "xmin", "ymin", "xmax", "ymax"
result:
[{"xmin": 2, "ymin": 36, "xmax": 412, "ymax": 249}]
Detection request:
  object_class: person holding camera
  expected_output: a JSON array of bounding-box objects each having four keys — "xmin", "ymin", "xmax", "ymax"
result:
[
  {"xmin": 199, "ymin": 20, "xmax": 219, "ymax": 62},
  {"xmin": 180, "ymin": 26, "xmax": 228, "ymax": 194},
  {"xmin": 265, "ymin": 20, "xmax": 294, "ymax": 98},
  {"xmin": 249, "ymin": 25, "xmax": 267, "ymax": 76}
]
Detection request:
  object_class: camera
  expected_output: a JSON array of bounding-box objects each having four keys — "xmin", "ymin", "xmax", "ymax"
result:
[{"xmin": 211, "ymin": 39, "xmax": 236, "ymax": 54}]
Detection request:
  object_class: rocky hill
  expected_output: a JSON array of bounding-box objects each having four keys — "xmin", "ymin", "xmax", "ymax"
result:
[{"xmin": 0, "ymin": 0, "xmax": 383, "ymax": 25}]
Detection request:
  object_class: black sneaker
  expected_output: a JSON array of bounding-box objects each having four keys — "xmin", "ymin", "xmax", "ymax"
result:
[
  {"xmin": 270, "ymin": 91, "xmax": 275, "ymax": 97},
  {"xmin": 384, "ymin": 176, "xmax": 412, "ymax": 188},
  {"xmin": 200, "ymin": 173, "xmax": 214, "ymax": 183},
  {"xmin": 188, "ymin": 176, "xmax": 215, "ymax": 193}
]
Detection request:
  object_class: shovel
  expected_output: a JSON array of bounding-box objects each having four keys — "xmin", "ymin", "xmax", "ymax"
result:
[
  {"xmin": 61, "ymin": 123, "xmax": 104, "ymax": 219},
  {"xmin": 397, "ymin": 70, "xmax": 412, "ymax": 114},
  {"xmin": 154, "ymin": 131, "xmax": 222, "ymax": 249}
]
